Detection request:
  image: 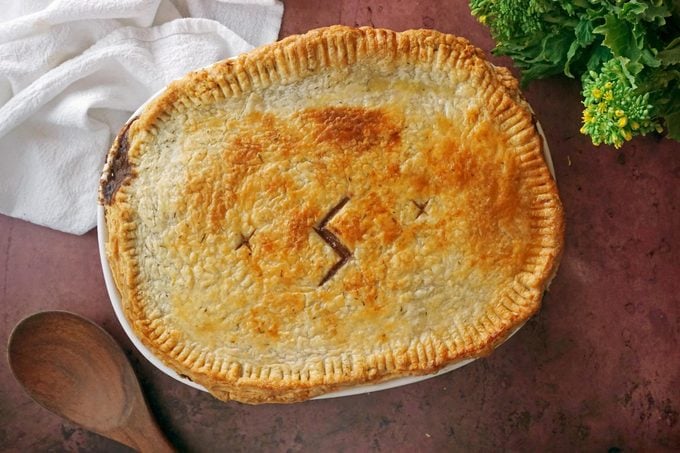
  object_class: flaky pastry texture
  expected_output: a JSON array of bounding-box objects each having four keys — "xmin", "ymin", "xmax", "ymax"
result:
[{"xmin": 100, "ymin": 26, "xmax": 564, "ymax": 404}]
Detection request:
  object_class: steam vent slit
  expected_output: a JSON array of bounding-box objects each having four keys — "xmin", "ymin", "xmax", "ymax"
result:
[
  {"xmin": 314, "ymin": 197, "xmax": 352, "ymax": 286},
  {"xmin": 236, "ymin": 230, "xmax": 255, "ymax": 251},
  {"xmin": 412, "ymin": 199, "xmax": 429, "ymax": 219}
]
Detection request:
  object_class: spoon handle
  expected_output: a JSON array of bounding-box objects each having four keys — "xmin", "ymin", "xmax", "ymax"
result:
[
  {"xmin": 107, "ymin": 409, "xmax": 175, "ymax": 453},
  {"xmin": 101, "ymin": 366, "xmax": 175, "ymax": 453}
]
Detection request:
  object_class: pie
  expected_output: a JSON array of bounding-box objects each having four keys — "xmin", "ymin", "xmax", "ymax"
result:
[{"xmin": 99, "ymin": 26, "xmax": 564, "ymax": 404}]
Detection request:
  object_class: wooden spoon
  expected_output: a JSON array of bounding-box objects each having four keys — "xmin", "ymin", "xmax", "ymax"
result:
[{"xmin": 8, "ymin": 311, "xmax": 174, "ymax": 452}]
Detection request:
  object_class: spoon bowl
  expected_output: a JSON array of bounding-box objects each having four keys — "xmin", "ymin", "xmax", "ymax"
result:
[{"xmin": 8, "ymin": 311, "xmax": 173, "ymax": 452}]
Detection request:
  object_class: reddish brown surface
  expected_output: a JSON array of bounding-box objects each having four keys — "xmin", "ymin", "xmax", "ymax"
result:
[{"xmin": 1, "ymin": 1, "xmax": 679, "ymax": 451}]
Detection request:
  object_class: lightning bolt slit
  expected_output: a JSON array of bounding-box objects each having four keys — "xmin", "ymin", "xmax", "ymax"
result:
[{"xmin": 314, "ymin": 197, "xmax": 353, "ymax": 286}]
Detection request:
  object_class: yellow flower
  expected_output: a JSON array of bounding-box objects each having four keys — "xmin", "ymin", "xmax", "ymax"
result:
[
  {"xmin": 631, "ymin": 121, "xmax": 640, "ymax": 130},
  {"xmin": 604, "ymin": 91, "xmax": 614, "ymax": 101},
  {"xmin": 615, "ymin": 109, "xmax": 625, "ymax": 118},
  {"xmin": 592, "ymin": 88, "xmax": 602, "ymax": 99},
  {"xmin": 604, "ymin": 82, "xmax": 613, "ymax": 90},
  {"xmin": 617, "ymin": 117, "xmax": 628, "ymax": 128},
  {"xmin": 624, "ymin": 130, "xmax": 632, "ymax": 141},
  {"xmin": 583, "ymin": 110, "xmax": 593, "ymax": 123}
]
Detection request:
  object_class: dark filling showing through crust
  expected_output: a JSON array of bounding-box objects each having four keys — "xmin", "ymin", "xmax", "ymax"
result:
[
  {"xmin": 235, "ymin": 230, "xmax": 255, "ymax": 251},
  {"xmin": 313, "ymin": 196, "xmax": 352, "ymax": 286},
  {"xmin": 411, "ymin": 199, "xmax": 429, "ymax": 218},
  {"xmin": 101, "ymin": 117, "xmax": 138, "ymax": 205}
]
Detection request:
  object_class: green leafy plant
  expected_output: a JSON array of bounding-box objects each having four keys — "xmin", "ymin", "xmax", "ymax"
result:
[{"xmin": 470, "ymin": 0, "xmax": 680, "ymax": 148}]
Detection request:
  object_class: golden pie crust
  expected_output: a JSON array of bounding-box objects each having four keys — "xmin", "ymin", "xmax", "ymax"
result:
[{"xmin": 100, "ymin": 26, "xmax": 564, "ymax": 404}]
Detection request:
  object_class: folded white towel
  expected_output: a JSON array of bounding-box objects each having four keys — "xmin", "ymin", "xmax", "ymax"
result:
[{"xmin": 0, "ymin": 0, "xmax": 284, "ymax": 234}]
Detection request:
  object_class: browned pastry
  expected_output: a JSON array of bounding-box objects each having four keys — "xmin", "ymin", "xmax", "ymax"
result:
[{"xmin": 100, "ymin": 26, "xmax": 564, "ymax": 404}]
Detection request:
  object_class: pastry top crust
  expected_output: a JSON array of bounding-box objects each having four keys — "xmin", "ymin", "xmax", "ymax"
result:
[{"xmin": 100, "ymin": 26, "xmax": 564, "ymax": 404}]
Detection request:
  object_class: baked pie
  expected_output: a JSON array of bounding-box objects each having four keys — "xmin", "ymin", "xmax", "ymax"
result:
[{"xmin": 100, "ymin": 26, "xmax": 564, "ymax": 404}]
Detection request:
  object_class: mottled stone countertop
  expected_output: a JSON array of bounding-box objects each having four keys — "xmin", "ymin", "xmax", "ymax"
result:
[{"xmin": 1, "ymin": 1, "xmax": 678, "ymax": 451}]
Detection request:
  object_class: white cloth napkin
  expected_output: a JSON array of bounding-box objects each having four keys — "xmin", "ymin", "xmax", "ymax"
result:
[{"xmin": 0, "ymin": 0, "xmax": 284, "ymax": 234}]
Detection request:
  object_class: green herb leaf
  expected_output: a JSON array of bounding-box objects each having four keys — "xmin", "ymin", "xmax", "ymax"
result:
[
  {"xmin": 641, "ymin": 3, "xmax": 672, "ymax": 24},
  {"xmin": 565, "ymin": 19, "xmax": 596, "ymax": 77},
  {"xmin": 586, "ymin": 46, "xmax": 613, "ymax": 74},
  {"xmin": 593, "ymin": 15, "xmax": 642, "ymax": 62},
  {"xmin": 659, "ymin": 37, "xmax": 680, "ymax": 65},
  {"xmin": 663, "ymin": 111, "xmax": 680, "ymax": 140}
]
